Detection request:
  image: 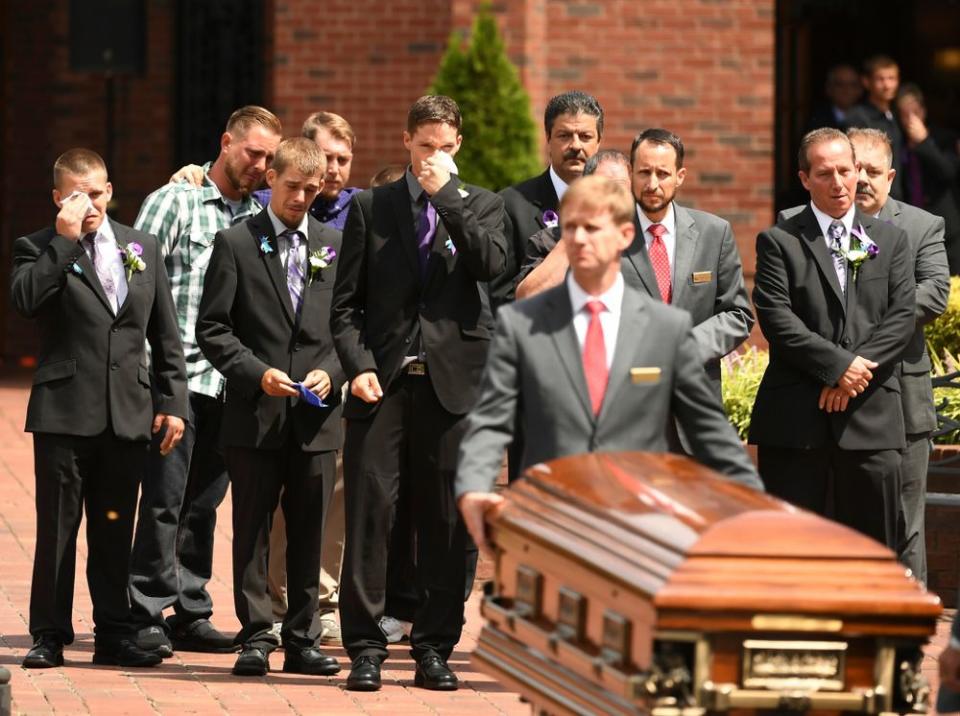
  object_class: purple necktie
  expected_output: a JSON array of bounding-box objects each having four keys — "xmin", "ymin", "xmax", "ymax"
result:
[
  {"xmin": 83, "ymin": 232, "xmax": 118, "ymax": 312},
  {"xmin": 416, "ymin": 200, "xmax": 437, "ymax": 276},
  {"xmin": 284, "ymin": 230, "xmax": 304, "ymax": 313}
]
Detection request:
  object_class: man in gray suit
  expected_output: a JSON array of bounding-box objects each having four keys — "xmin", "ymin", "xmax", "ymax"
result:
[
  {"xmin": 778, "ymin": 127, "xmax": 949, "ymax": 582},
  {"xmin": 455, "ymin": 176, "xmax": 761, "ymax": 551}
]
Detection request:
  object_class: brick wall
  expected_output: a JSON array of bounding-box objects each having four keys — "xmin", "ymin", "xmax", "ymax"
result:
[{"xmin": 0, "ymin": 0, "xmax": 174, "ymax": 361}]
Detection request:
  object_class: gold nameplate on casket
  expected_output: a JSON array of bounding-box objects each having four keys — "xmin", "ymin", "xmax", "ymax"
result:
[{"xmin": 472, "ymin": 452, "xmax": 942, "ymax": 716}]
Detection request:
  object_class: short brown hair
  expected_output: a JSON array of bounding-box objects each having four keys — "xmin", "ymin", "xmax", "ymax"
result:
[
  {"xmin": 862, "ymin": 54, "xmax": 898, "ymax": 78},
  {"xmin": 407, "ymin": 95, "xmax": 461, "ymax": 134},
  {"xmin": 302, "ymin": 111, "xmax": 356, "ymax": 148},
  {"xmin": 270, "ymin": 137, "xmax": 326, "ymax": 178},
  {"xmin": 53, "ymin": 148, "xmax": 107, "ymax": 188},
  {"xmin": 559, "ymin": 175, "xmax": 635, "ymax": 226},
  {"xmin": 798, "ymin": 127, "xmax": 856, "ymax": 173},
  {"xmin": 369, "ymin": 164, "xmax": 406, "ymax": 188},
  {"xmin": 847, "ymin": 127, "xmax": 893, "ymax": 169},
  {"xmin": 225, "ymin": 105, "xmax": 282, "ymax": 138}
]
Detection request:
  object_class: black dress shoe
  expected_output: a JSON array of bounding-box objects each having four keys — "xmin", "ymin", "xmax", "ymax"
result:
[
  {"xmin": 170, "ymin": 618, "xmax": 238, "ymax": 653},
  {"xmin": 136, "ymin": 625, "xmax": 173, "ymax": 658},
  {"xmin": 92, "ymin": 640, "xmax": 162, "ymax": 667},
  {"xmin": 23, "ymin": 635, "xmax": 63, "ymax": 669},
  {"xmin": 282, "ymin": 647, "xmax": 341, "ymax": 675},
  {"xmin": 232, "ymin": 646, "xmax": 269, "ymax": 676},
  {"xmin": 414, "ymin": 655, "xmax": 458, "ymax": 691},
  {"xmin": 345, "ymin": 656, "xmax": 381, "ymax": 691}
]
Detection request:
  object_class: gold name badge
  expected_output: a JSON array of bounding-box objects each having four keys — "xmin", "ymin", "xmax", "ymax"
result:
[
  {"xmin": 630, "ymin": 367, "xmax": 661, "ymax": 384},
  {"xmin": 692, "ymin": 271, "xmax": 712, "ymax": 284}
]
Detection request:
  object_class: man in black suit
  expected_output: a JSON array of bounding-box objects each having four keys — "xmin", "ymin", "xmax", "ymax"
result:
[
  {"xmin": 847, "ymin": 55, "xmax": 904, "ymax": 199},
  {"xmin": 331, "ymin": 95, "xmax": 506, "ymax": 692},
  {"xmin": 804, "ymin": 64, "xmax": 863, "ymax": 134},
  {"xmin": 778, "ymin": 127, "xmax": 949, "ymax": 581},
  {"xmin": 12, "ymin": 149, "xmax": 188, "ymax": 668},
  {"xmin": 750, "ymin": 127, "xmax": 915, "ymax": 548},
  {"xmin": 196, "ymin": 138, "xmax": 344, "ymax": 677},
  {"xmin": 494, "ymin": 90, "xmax": 602, "ymax": 309},
  {"xmin": 896, "ymin": 83, "xmax": 960, "ymax": 274}
]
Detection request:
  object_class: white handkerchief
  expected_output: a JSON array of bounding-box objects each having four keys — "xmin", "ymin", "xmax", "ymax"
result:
[
  {"xmin": 63, "ymin": 190, "xmax": 97, "ymax": 218},
  {"xmin": 433, "ymin": 151, "xmax": 459, "ymax": 177}
]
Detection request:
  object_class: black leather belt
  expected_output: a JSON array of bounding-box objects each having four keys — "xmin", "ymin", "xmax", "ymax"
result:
[{"xmin": 404, "ymin": 361, "xmax": 427, "ymax": 376}]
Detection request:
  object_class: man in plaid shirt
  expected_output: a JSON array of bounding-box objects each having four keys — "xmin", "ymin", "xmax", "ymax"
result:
[{"xmin": 130, "ymin": 106, "xmax": 282, "ymax": 656}]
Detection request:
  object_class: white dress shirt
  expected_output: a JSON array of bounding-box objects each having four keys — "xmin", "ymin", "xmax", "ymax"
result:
[
  {"xmin": 637, "ymin": 201, "xmax": 677, "ymax": 277},
  {"xmin": 267, "ymin": 205, "xmax": 309, "ymax": 270},
  {"xmin": 567, "ymin": 272, "xmax": 624, "ymax": 371},
  {"xmin": 88, "ymin": 219, "xmax": 128, "ymax": 313},
  {"xmin": 549, "ymin": 165, "xmax": 570, "ymax": 202}
]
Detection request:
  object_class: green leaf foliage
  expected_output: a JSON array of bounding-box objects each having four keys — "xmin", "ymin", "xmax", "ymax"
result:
[
  {"xmin": 428, "ymin": 4, "xmax": 541, "ymax": 191},
  {"xmin": 925, "ymin": 276, "xmax": 960, "ymax": 362},
  {"xmin": 721, "ymin": 346, "xmax": 769, "ymax": 440}
]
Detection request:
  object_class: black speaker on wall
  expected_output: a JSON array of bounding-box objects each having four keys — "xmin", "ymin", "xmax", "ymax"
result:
[{"xmin": 69, "ymin": 0, "xmax": 145, "ymax": 74}]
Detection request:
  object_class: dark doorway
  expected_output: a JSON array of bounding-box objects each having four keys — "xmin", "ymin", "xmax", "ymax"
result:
[
  {"xmin": 775, "ymin": 0, "xmax": 960, "ymax": 212},
  {"xmin": 174, "ymin": 0, "xmax": 267, "ymax": 167}
]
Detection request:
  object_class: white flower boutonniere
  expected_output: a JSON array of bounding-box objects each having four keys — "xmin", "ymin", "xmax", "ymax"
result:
[
  {"xmin": 118, "ymin": 242, "xmax": 146, "ymax": 280},
  {"xmin": 457, "ymin": 181, "xmax": 469, "ymax": 199},
  {"xmin": 259, "ymin": 236, "xmax": 274, "ymax": 255},
  {"xmin": 308, "ymin": 246, "xmax": 337, "ymax": 285},
  {"xmin": 832, "ymin": 223, "xmax": 880, "ymax": 281}
]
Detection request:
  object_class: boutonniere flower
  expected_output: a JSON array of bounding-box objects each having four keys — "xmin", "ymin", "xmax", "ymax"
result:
[
  {"xmin": 69, "ymin": 262, "xmax": 83, "ymax": 276},
  {"xmin": 542, "ymin": 209, "xmax": 559, "ymax": 228},
  {"xmin": 118, "ymin": 242, "xmax": 146, "ymax": 280},
  {"xmin": 445, "ymin": 238, "xmax": 457, "ymax": 256},
  {"xmin": 457, "ymin": 181, "xmax": 469, "ymax": 199},
  {"xmin": 259, "ymin": 236, "xmax": 274, "ymax": 255},
  {"xmin": 307, "ymin": 246, "xmax": 337, "ymax": 285},
  {"xmin": 832, "ymin": 223, "xmax": 879, "ymax": 280}
]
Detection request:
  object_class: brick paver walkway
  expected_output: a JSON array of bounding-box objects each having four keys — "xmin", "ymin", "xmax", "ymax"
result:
[{"xmin": 0, "ymin": 370, "xmax": 952, "ymax": 714}]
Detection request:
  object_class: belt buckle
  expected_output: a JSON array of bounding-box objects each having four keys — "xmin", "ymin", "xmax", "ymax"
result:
[{"xmin": 407, "ymin": 361, "xmax": 426, "ymax": 376}]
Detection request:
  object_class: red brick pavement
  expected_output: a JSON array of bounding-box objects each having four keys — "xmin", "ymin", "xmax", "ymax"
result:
[{"xmin": 0, "ymin": 370, "xmax": 952, "ymax": 714}]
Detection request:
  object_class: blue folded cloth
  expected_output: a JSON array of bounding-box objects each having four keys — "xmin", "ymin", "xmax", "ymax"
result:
[{"xmin": 294, "ymin": 383, "xmax": 328, "ymax": 408}]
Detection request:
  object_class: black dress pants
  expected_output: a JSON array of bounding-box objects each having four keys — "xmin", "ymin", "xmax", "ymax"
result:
[
  {"xmin": 129, "ymin": 392, "xmax": 229, "ymax": 631},
  {"xmin": 30, "ymin": 430, "xmax": 146, "ymax": 647},
  {"xmin": 340, "ymin": 373, "xmax": 475, "ymax": 662},
  {"xmin": 226, "ymin": 446, "xmax": 335, "ymax": 651},
  {"xmin": 758, "ymin": 444, "xmax": 901, "ymax": 549}
]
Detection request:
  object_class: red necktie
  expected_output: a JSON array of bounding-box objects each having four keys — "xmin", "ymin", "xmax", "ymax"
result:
[
  {"xmin": 647, "ymin": 223, "xmax": 672, "ymax": 304},
  {"xmin": 583, "ymin": 300, "xmax": 608, "ymax": 416}
]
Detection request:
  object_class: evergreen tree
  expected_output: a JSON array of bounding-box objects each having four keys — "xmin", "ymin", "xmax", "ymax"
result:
[{"xmin": 429, "ymin": 4, "xmax": 541, "ymax": 191}]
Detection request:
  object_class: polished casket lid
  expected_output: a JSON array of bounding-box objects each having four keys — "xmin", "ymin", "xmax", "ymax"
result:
[{"xmin": 495, "ymin": 451, "xmax": 941, "ymax": 622}]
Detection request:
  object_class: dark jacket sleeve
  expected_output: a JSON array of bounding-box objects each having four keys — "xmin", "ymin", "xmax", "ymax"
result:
[
  {"xmin": 144, "ymin": 236, "xmax": 188, "ymax": 419},
  {"xmin": 431, "ymin": 179, "xmax": 506, "ymax": 281},
  {"xmin": 753, "ymin": 229, "xmax": 855, "ymax": 386},
  {"xmin": 855, "ymin": 227, "xmax": 916, "ymax": 366},
  {"xmin": 196, "ymin": 232, "xmax": 271, "ymax": 399},
  {"xmin": 10, "ymin": 233, "xmax": 86, "ymax": 318},
  {"xmin": 330, "ymin": 193, "xmax": 378, "ymax": 381},
  {"xmin": 913, "ymin": 134, "xmax": 960, "ymax": 186}
]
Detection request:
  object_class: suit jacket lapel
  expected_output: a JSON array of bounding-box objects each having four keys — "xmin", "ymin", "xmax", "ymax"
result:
[
  {"xmin": 797, "ymin": 206, "xmax": 846, "ymax": 312},
  {"xmin": 390, "ymin": 180, "xmax": 421, "ymax": 275},
  {"xmin": 670, "ymin": 206, "xmax": 698, "ymax": 306},
  {"xmin": 598, "ymin": 288, "xmax": 650, "ymax": 423},
  {"xmin": 252, "ymin": 211, "xmax": 296, "ymax": 326},
  {"xmin": 623, "ymin": 212, "xmax": 659, "ymax": 298},
  {"xmin": 546, "ymin": 288, "xmax": 595, "ymax": 420}
]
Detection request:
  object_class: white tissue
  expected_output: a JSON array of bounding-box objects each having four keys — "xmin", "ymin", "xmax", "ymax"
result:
[
  {"xmin": 62, "ymin": 190, "xmax": 97, "ymax": 218},
  {"xmin": 432, "ymin": 151, "xmax": 459, "ymax": 177}
]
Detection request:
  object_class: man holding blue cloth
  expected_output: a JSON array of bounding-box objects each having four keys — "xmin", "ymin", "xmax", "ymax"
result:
[{"xmin": 197, "ymin": 138, "xmax": 344, "ymax": 677}]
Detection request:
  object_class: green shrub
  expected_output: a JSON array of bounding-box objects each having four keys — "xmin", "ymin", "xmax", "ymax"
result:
[
  {"xmin": 931, "ymin": 349, "xmax": 960, "ymax": 444},
  {"xmin": 721, "ymin": 346, "xmax": 768, "ymax": 440},
  {"xmin": 428, "ymin": 3, "xmax": 541, "ymax": 191},
  {"xmin": 925, "ymin": 275, "xmax": 960, "ymax": 361}
]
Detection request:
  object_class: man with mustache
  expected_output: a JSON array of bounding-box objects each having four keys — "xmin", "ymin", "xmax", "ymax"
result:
[
  {"xmin": 750, "ymin": 127, "xmax": 915, "ymax": 548},
  {"xmin": 130, "ymin": 106, "xmax": 282, "ymax": 657},
  {"xmin": 778, "ymin": 128, "xmax": 949, "ymax": 582}
]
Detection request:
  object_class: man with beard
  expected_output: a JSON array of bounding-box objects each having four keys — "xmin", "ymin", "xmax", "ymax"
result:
[
  {"xmin": 130, "ymin": 106, "xmax": 282, "ymax": 657},
  {"xmin": 778, "ymin": 127, "xmax": 949, "ymax": 582}
]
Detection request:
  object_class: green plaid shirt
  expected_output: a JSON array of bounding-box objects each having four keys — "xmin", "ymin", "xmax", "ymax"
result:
[{"xmin": 135, "ymin": 163, "xmax": 262, "ymax": 397}]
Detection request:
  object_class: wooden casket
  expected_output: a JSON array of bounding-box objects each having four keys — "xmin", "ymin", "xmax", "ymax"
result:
[{"xmin": 473, "ymin": 452, "xmax": 942, "ymax": 715}]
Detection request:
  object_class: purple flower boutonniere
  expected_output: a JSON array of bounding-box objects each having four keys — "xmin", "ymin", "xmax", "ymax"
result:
[
  {"xmin": 835, "ymin": 223, "xmax": 879, "ymax": 280},
  {"xmin": 118, "ymin": 242, "xmax": 146, "ymax": 280},
  {"xmin": 542, "ymin": 209, "xmax": 559, "ymax": 228},
  {"xmin": 307, "ymin": 246, "xmax": 337, "ymax": 285},
  {"xmin": 259, "ymin": 236, "xmax": 274, "ymax": 255}
]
